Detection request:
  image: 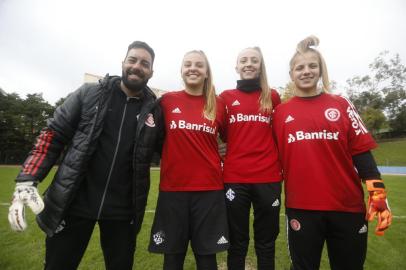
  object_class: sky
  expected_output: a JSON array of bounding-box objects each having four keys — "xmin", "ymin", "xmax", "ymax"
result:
[{"xmin": 0, "ymin": 0, "xmax": 405, "ymax": 104}]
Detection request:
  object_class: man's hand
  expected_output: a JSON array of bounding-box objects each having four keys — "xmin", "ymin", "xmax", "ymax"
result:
[
  {"xmin": 8, "ymin": 182, "xmax": 44, "ymax": 232},
  {"xmin": 365, "ymin": 179, "xmax": 392, "ymax": 236}
]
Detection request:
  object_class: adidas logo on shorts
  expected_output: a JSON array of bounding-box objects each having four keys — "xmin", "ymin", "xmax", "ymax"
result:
[
  {"xmin": 272, "ymin": 199, "xmax": 280, "ymax": 207},
  {"xmin": 54, "ymin": 220, "xmax": 66, "ymax": 234},
  {"xmin": 217, "ymin": 236, "xmax": 228, "ymax": 245},
  {"xmin": 358, "ymin": 224, "xmax": 368, "ymax": 234}
]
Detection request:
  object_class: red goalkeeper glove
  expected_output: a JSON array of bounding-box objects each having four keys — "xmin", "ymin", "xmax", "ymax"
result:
[{"xmin": 365, "ymin": 179, "xmax": 392, "ymax": 236}]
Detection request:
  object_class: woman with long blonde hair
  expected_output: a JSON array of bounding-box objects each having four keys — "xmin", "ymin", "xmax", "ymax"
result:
[
  {"xmin": 149, "ymin": 50, "xmax": 228, "ymax": 270},
  {"xmin": 273, "ymin": 35, "xmax": 392, "ymax": 270},
  {"xmin": 220, "ymin": 47, "xmax": 282, "ymax": 270}
]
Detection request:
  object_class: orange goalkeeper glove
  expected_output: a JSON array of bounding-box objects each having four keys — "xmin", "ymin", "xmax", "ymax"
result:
[{"xmin": 365, "ymin": 179, "xmax": 392, "ymax": 236}]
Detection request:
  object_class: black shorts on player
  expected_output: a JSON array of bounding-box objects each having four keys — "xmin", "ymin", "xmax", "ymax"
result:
[{"xmin": 149, "ymin": 190, "xmax": 229, "ymax": 255}]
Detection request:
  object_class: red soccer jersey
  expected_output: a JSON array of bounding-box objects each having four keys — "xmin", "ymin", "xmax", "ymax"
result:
[
  {"xmin": 159, "ymin": 90, "xmax": 226, "ymax": 191},
  {"xmin": 273, "ymin": 93, "xmax": 378, "ymax": 213},
  {"xmin": 219, "ymin": 89, "xmax": 282, "ymax": 183}
]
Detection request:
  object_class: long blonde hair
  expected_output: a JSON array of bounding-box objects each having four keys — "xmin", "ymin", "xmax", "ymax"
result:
[
  {"xmin": 183, "ymin": 50, "xmax": 216, "ymax": 121},
  {"xmin": 239, "ymin": 47, "xmax": 273, "ymax": 113},
  {"xmin": 289, "ymin": 35, "xmax": 330, "ymax": 93}
]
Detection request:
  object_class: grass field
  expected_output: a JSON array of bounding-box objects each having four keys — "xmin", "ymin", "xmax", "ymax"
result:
[
  {"xmin": 0, "ymin": 167, "xmax": 405, "ymax": 270},
  {"xmin": 373, "ymin": 138, "xmax": 406, "ymax": 166}
]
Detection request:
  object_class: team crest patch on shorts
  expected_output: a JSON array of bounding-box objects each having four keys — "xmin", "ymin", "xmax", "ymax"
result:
[
  {"xmin": 225, "ymin": 188, "xmax": 235, "ymax": 201},
  {"xmin": 145, "ymin": 113, "xmax": 156, "ymax": 127},
  {"xmin": 290, "ymin": 219, "xmax": 301, "ymax": 231},
  {"xmin": 152, "ymin": 230, "xmax": 165, "ymax": 245}
]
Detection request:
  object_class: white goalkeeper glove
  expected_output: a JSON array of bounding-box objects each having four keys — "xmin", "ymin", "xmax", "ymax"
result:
[{"xmin": 8, "ymin": 181, "xmax": 44, "ymax": 232}]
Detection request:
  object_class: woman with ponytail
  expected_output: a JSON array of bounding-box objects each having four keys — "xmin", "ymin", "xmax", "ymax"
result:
[
  {"xmin": 148, "ymin": 50, "xmax": 229, "ymax": 270},
  {"xmin": 273, "ymin": 36, "xmax": 392, "ymax": 270},
  {"xmin": 220, "ymin": 47, "xmax": 282, "ymax": 270}
]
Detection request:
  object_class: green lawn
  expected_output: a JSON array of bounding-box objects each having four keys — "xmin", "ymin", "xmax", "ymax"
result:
[
  {"xmin": 373, "ymin": 139, "xmax": 406, "ymax": 166},
  {"xmin": 0, "ymin": 167, "xmax": 405, "ymax": 269}
]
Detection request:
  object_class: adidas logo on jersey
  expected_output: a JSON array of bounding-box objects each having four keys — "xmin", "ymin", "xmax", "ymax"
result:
[
  {"xmin": 288, "ymin": 130, "xmax": 339, "ymax": 143},
  {"xmin": 285, "ymin": 115, "xmax": 294, "ymax": 123},
  {"xmin": 358, "ymin": 224, "xmax": 368, "ymax": 234},
  {"xmin": 272, "ymin": 199, "xmax": 280, "ymax": 207},
  {"xmin": 217, "ymin": 236, "xmax": 229, "ymax": 245},
  {"xmin": 172, "ymin": 107, "xmax": 181, "ymax": 113},
  {"xmin": 232, "ymin": 100, "xmax": 240, "ymax": 106}
]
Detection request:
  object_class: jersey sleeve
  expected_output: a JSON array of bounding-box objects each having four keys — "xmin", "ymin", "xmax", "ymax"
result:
[
  {"xmin": 340, "ymin": 96, "xmax": 378, "ymax": 155},
  {"xmin": 16, "ymin": 85, "xmax": 85, "ymax": 183}
]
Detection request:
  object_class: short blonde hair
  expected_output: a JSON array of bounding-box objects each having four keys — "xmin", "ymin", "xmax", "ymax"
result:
[{"xmin": 289, "ymin": 35, "xmax": 330, "ymax": 93}]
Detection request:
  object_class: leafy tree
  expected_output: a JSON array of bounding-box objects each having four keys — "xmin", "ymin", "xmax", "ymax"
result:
[
  {"xmin": 280, "ymin": 82, "xmax": 295, "ymax": 102},
  {"xmin": 371, "ymin": 52, "xmax": 406, "ymax": 127},
  {"xmin": 390, "ymin": 104, "xmax": 406, "ymax": 134},
  {"xmin": 346, "ymin": 80, "xmax": 384, "ymax": 111},
  {"xmin": 361, "ymin": 107, "xmax": 387, "ymax": 136},
  {"xmin": 0, "ymin": 92, "xmax": 26, "ymax": 163},
  {"xmin": 0, "ymin": 92, "xmax": 55, "ymax": 164},
  {"xmin": 54, "ymin": 96, "xmax": 67, "ymax": 108},
  {"xmin": 22, "ymin": 93, "xmax": 54, "ymax": 140},
  {"xmin": 346, "ymin": 51, "xmax": 406, "ymax": 135}
]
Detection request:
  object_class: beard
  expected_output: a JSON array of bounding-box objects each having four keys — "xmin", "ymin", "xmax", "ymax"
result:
[{"xmin": 121, "ymin": 69, "xmax": 150, "ymax": 92}]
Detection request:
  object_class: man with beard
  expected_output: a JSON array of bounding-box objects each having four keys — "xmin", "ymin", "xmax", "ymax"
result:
[{"xmin": 7, "ymin": 41, "xmax": 162, "ymax": 270}]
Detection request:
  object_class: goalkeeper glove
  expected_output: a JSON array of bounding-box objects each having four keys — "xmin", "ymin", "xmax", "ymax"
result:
[
  {"xmin": 8, "ymin": 181, "xmax": 44, "ymax": 232},
  {"xmin": 365, "ymin": 179, "xmax": 392, "ymax": 236}
]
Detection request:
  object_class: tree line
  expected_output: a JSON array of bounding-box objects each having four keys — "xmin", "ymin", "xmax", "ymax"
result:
[
  {"xmin": 1, "ymin": 51, "xmax": 405, "ymax": 164},
  {"xmin": 346, "ymin": 51, "xmax": 406, "ymax": 137}
]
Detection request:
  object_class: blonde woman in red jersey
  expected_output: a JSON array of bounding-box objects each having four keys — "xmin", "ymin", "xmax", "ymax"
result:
[
  {"xmin": 273, "ymin": 36, "xmax": 393, "ymax": 270},
  {"xmin": 219, "ymin": 47, "xmax": 282, "ymax": 270},
  {"xmin": 148, "ymin": 50, "xmax": 228, "ymax": 270}
]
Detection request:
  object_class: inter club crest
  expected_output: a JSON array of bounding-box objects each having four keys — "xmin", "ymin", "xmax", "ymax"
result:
[
  {"xmin": 324, "ymin": 108, "xmax": 340, "ymax": 122},
  {"xmin": 145, "ymin": 113, "xmax": 156, "ymax": 127},
  {"xmin": 290, "ymin": 218, "xmax": 301, "ymax": 231}
]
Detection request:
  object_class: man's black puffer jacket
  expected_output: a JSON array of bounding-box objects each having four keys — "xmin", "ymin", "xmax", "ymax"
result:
[{"xmin": 16, "ymin": 75, "xmax": 161, "ymax": 236}]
